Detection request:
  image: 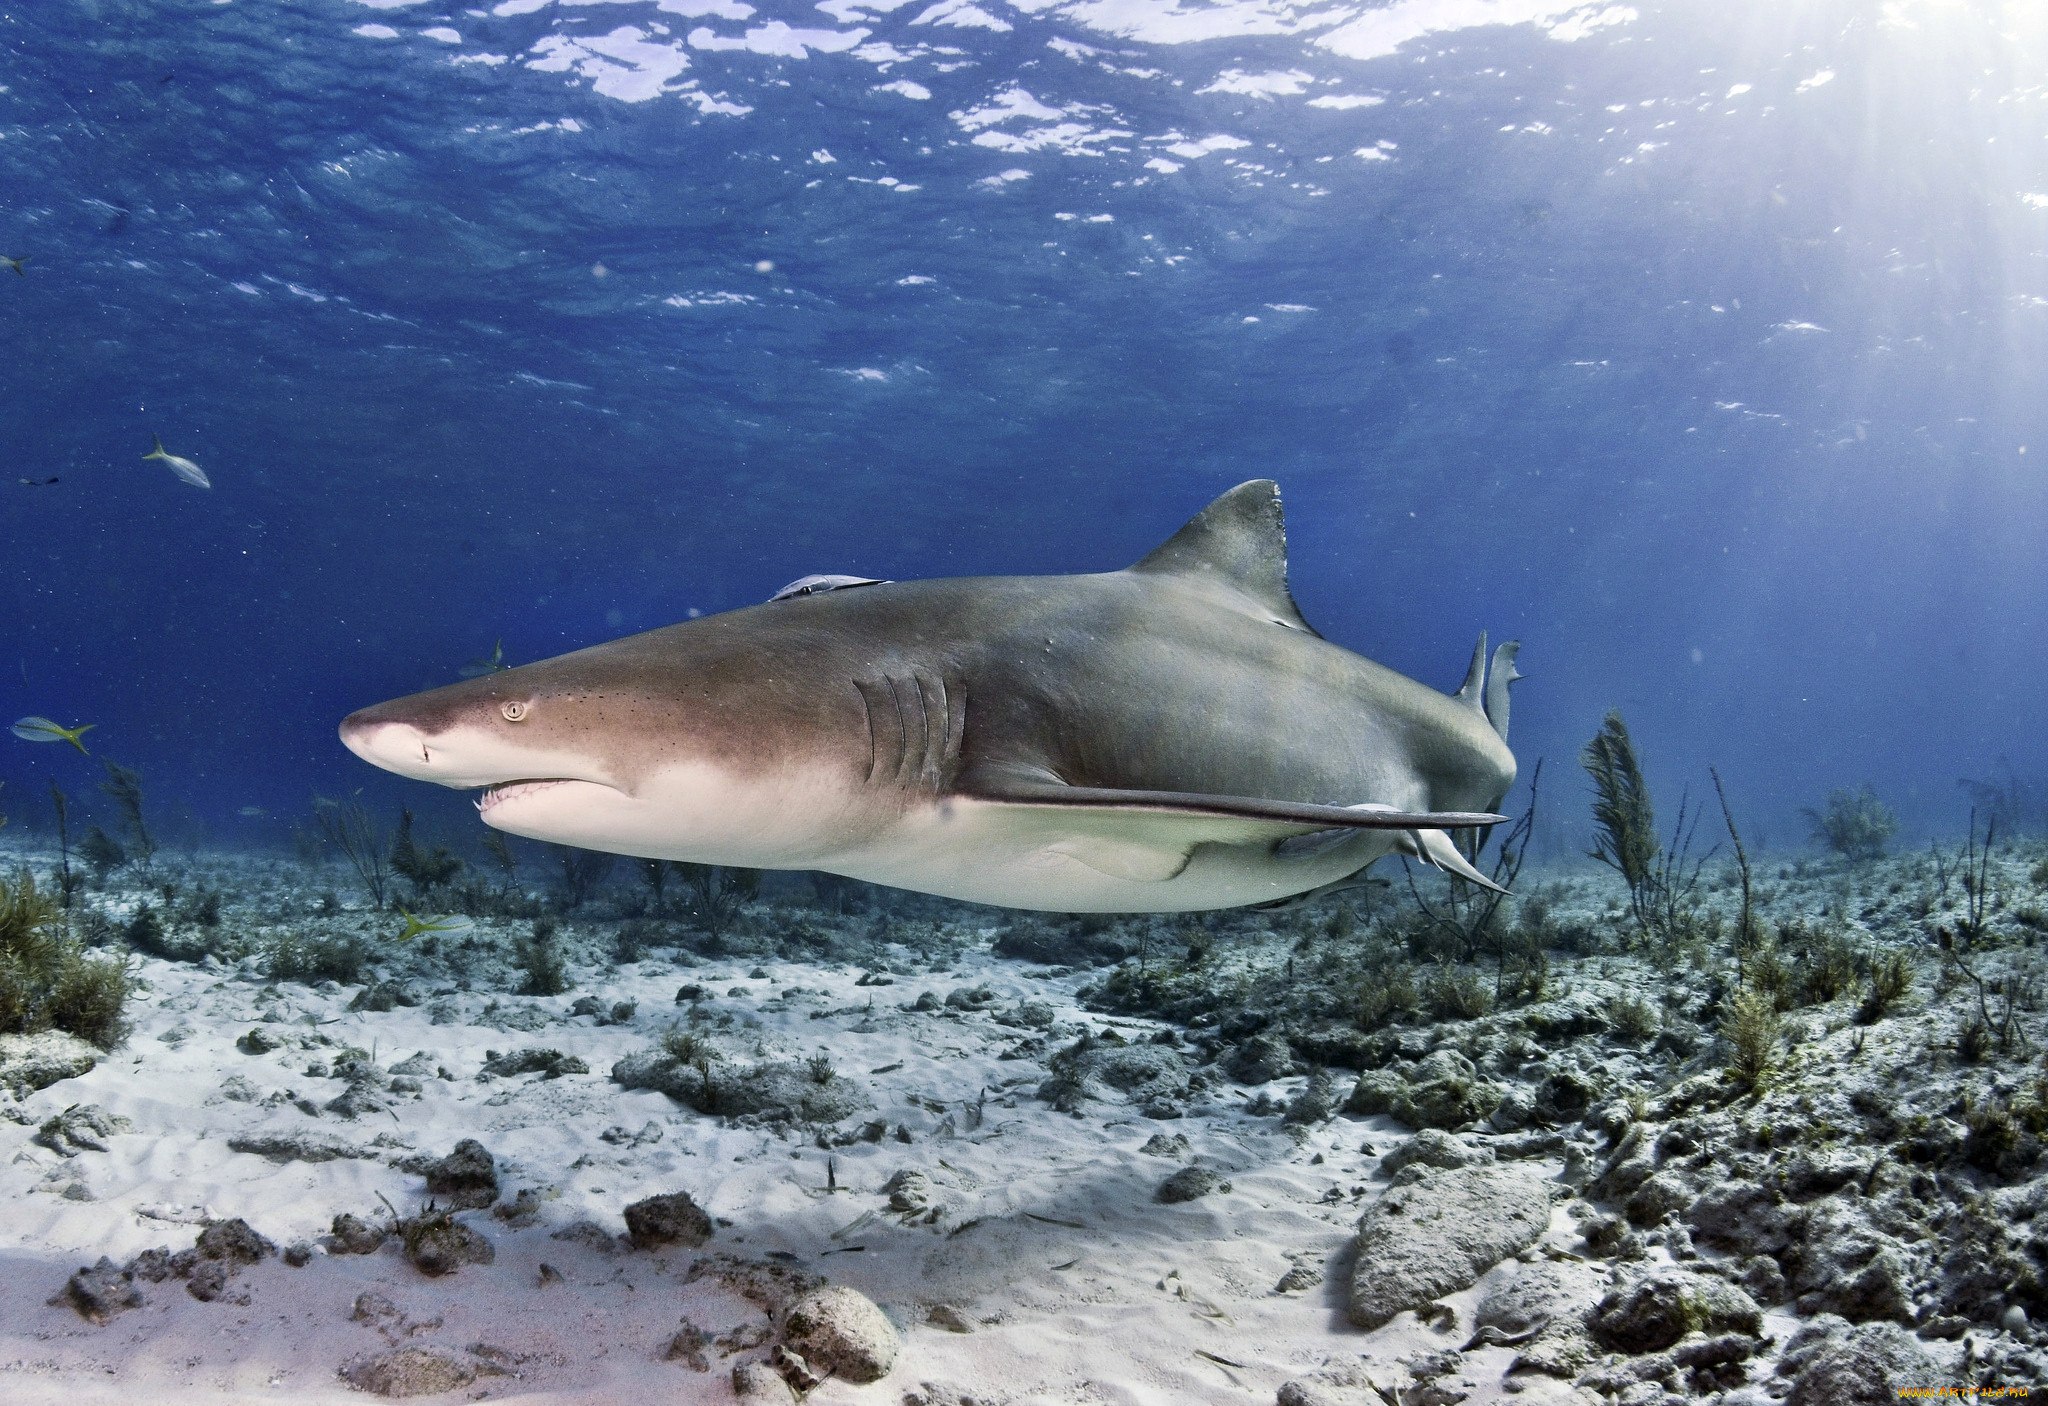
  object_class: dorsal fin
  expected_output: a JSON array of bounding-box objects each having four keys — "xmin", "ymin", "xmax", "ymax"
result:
[
  {"xmin": 1454, "ymin": 631, "xmax": 1488, "ymax": 709},
  {"xmin": 1127, "ymin": 479, "xmax": 1315, "ymax": 633}
]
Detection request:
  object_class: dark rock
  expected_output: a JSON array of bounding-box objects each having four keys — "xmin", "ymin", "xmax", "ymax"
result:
[
  {"xmin": 126, "ymin": 1247, "xmax": 177, "ymax": 1282},
  {"xmin": 992, "ymin": 919, "xmax": 1137, "ymax": 968},
  {"xmin": 1588, "ymin": 1267, "xmax": 1764, "ymax": 1354},
  {"xmin": 1383, "ymin": 1129, "xmax": 1495, "ymax": 1176},
  {"xmin": 185, "ymin": 1259, "xmax": 233, "ymax": 1302},
  {"xmin": 323, "ymin": 1077, "xmax": 393, "ymax": 1121},
  {"xmin": 1224, "ymin": 1032, "xmax": 1294, "ymax": 1085},
  {"xmin": 1738, "ymin": 1254, "xmax": 1788, "ymax": 1305},
  {"xmin": 1138, "ymin": 1132, "xmax": 1191, "ymax": 1159},
  {"xmin": 1532, "ymin": 1067, "xmax": 1602, "ymax": 1123},
  {"xmin": 33, "ymin": 1103, "xmax": 130, "ymax": 1156},
  {"xmin": 1688, "ymin": 1179, "xmax": 1794, "ymax": 1256},
  {"xmin": 328, "ymin": 1213, "xmax": 389, "ymax": 1255},
  {"xmin": 493, "ymin": 1190, "xmax": 542, "ymax": 1227},
  {"xmin": 1156, "ymin": 1166, "xmax": 1217, "ymax": 1203},
  {"xmin": 348, "ymin": 982, "xmax": 418, "ymax": 1013},
  {"xmin": 480, "ymin": 1047, "xmax": 588, "ymax": 1080},
  {"xmin": 612, "ymin": 1051, "xmax": 872, "ymax": 1124},
  {"xmin": 423, "ymin": 1138, "xmax": 498, "ymax": 1211},
  {"xmin": 1274, "ymin": 1263, "xmax": 1323, "ymax": 1293},
  {"xmin": 623, "ymin": 1190, "xmax": 715, "ymax": 1250},
  {"xmin": 1625, "ymin": 1169, "xmax": 1697, "ymax": 1228},
  {"xmin": 400, "ymin": 1211, "xmax": 495, "ymax": 1276},
  {"xmin": 54, "ymin": 1257, "xmax": 143, "ymax": 1323},
  {"xmin": 283, "ymin": 1241, "xmax": 314, "ymax": 1267},
  {"xmin": 197, "ymin": 1218, "xmax": 276, "ymax": 1265},
  {"xmin": 1281, "ymin": 1071, "xmax": 1344, "ymax": 1126},
  {"xmin": 666, "ymin": 1319, "xmax": 712, "ymax": 1370},
  {"xmin": 236, "ymin": 1027, "xmax": 286, "ymax": 1055},
  {"xmin": 1808, "ymin": 1246, "xmax": 1915, "ymax": 1325}
]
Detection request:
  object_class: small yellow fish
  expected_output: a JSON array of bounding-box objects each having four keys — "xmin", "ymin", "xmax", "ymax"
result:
[
  {"xmin": 143, "ymin": 434, "xmax": 211, "ymax": 490},
  {"xmin": 395, "ymin": 909, "xmax": 472, "ymax": 942},
  {"xmin": 11, "ymin": 716, "xmax": 95, "ymax": 753}
]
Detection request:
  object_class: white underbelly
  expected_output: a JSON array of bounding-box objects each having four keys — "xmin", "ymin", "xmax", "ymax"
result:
[{"xmin": 825, "ymin": 796, "xmax": 1397, "ymax": 913}]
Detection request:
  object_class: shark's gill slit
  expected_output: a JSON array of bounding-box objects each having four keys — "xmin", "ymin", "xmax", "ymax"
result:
[
  {"xmin": 855, "ymin": 677, "xmax": 901, "ymax": 786},
  {"xmin": 942, "ymin": 677, "xmax": 968, "ymax": 782},
  {"xmin": 889, "ymin": 674, "xmax": 925, "ymax": 788},
  {"xmin": 915, "ymin": 672, "xmax": 948, "ymax": 791}
]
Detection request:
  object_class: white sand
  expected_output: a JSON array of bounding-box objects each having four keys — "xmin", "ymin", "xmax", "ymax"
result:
[{"xmin": 0, "ymin": 855, "xmax": 1592, "ymax": 1405}]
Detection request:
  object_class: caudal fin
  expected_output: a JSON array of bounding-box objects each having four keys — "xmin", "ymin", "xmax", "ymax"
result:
[{"xmin": 1484, "ymin": 640, "xmax": 1522, "ymax": 743}]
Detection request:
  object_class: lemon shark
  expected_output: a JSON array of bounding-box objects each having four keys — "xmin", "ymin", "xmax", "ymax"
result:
[{"xmin": 339, "ymin": 481, "xmax": 1520, "ymax": 913}]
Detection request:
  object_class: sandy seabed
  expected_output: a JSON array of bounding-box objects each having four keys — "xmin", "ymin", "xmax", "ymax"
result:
[{"xmin": 2, "ymin": 839, "xmax": 2043, "ymax": 1404}]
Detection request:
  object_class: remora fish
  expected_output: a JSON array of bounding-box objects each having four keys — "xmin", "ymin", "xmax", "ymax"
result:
[
  {"xmin": 143, "ymin": 435, "xmax": 211, "ymax": 489},
  {"xmin": 340, "ymin": 481, "xmax": 1520, "ymax": 913}
]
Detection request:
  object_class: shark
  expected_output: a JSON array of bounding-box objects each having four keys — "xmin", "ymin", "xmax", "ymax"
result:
[{"xmin": 340, "ymin": 480, "xmax": 1520, "ymax": 913}]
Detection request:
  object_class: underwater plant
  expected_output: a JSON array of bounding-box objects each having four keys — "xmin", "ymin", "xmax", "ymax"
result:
[
  {"xmin": 1399, "ymin": 761, "xmax": 1542, "ymax": 999},
  {"xmin": 1581, "ymin": 712, "xmax": 1711, "ymax": 940},
  {"xmin": 516, "ymin": 916, "xmax": 569, "ymax": 996},
  {"xmin": 1802, "ymin": 784, "xmax": 1898, "ymax": 862},
  {"xmin": 314, "ymin": 798, "xmax": 389, "ymax": 910},
  {"xmin": 1709, "ymin": 767, "xmax": 1761, "ymax": 970},
  {"xmin": 679, "ymin": 863, "xmax": 759, "ymax": 945},
  {"xmin": 46, "ymin": 783, "xmax": 82, "ymax": 910},
  {"xmin": 1583, "ymin": 712, "xmax": 1657, "ymax": 919},
  {"xmin": 1857, "ymin": 950, "xmax": 1913, "ymax": 1025},
  {"xmin": 264, "ymin": 932, "xmax": 368, "ymax": 985},
  {"xmin": 389, "ymin": 809, "xmax": 462, "ymax": 898},
  {"xmin": 78, "ymin": 825, "xmax": 127, "ymax": 883},
  {"xmin": 0, "ymin": 869, "xmax": 129, "ymax": 1048},
  {"xmin": 98, "ymin": 761, "xmax": 156, "ymax": 871},
  {"xmin": 554, "ymin": 846, "xmax": 614, "ymax": 911},
  {"xmin": 1720, "ymin": 987, "xmax": 1780, "ymax": 1089}
]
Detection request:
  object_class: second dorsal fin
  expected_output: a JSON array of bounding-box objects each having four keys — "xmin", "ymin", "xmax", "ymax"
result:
[
  {"xmin": 1454, "ymin": 630, "xmax": 1489, "ymax": 709},
  {"xmin": 1127, "ymin": 479, "xmax": 1315, "ymax": 632}
]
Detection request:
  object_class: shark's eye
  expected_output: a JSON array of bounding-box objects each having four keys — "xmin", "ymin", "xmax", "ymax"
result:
[{"xmin": 501, "ymin": 701, "xmax": 528, "ymax": 722}]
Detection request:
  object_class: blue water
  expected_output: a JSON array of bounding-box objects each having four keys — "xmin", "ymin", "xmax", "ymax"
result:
[{"xmin": 3, "ymin": 0, "xmax": 2045, "ymax": 859}]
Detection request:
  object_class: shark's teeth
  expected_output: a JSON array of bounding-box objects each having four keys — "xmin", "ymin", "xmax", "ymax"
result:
[{"xmin": 477, "ymin": 778, "xmax": 573, "ymax": 814}]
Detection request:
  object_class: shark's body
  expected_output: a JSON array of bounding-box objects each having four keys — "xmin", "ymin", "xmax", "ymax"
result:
[{"xmin": 341, "ymin": 481, "xmax": 1519, "ymax": 912}]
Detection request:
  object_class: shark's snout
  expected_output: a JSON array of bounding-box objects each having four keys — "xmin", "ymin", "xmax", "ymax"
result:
[{"xmin": 339, "ymin": 712, "xmax": 444, "ymax": 782}]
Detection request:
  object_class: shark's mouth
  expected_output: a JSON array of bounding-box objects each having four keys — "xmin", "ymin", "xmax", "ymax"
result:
[{"xmin": 476, "ymin": 778, "xmax": 577, "ymax": 814}]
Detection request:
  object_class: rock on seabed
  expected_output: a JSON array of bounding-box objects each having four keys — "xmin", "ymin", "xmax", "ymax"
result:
[
  {"xmin": 1348, "ymin": 1163, "xmax": 1552, "ymax": 1329},
  {"xmin": 779, "ymin": 1284, "xmax": 899, "ymax": 1385}
]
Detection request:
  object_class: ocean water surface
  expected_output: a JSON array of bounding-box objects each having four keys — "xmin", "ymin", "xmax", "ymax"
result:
[{"xmin": 3, "ymin": 0, "xmax": 2046, "ymax": 858}]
